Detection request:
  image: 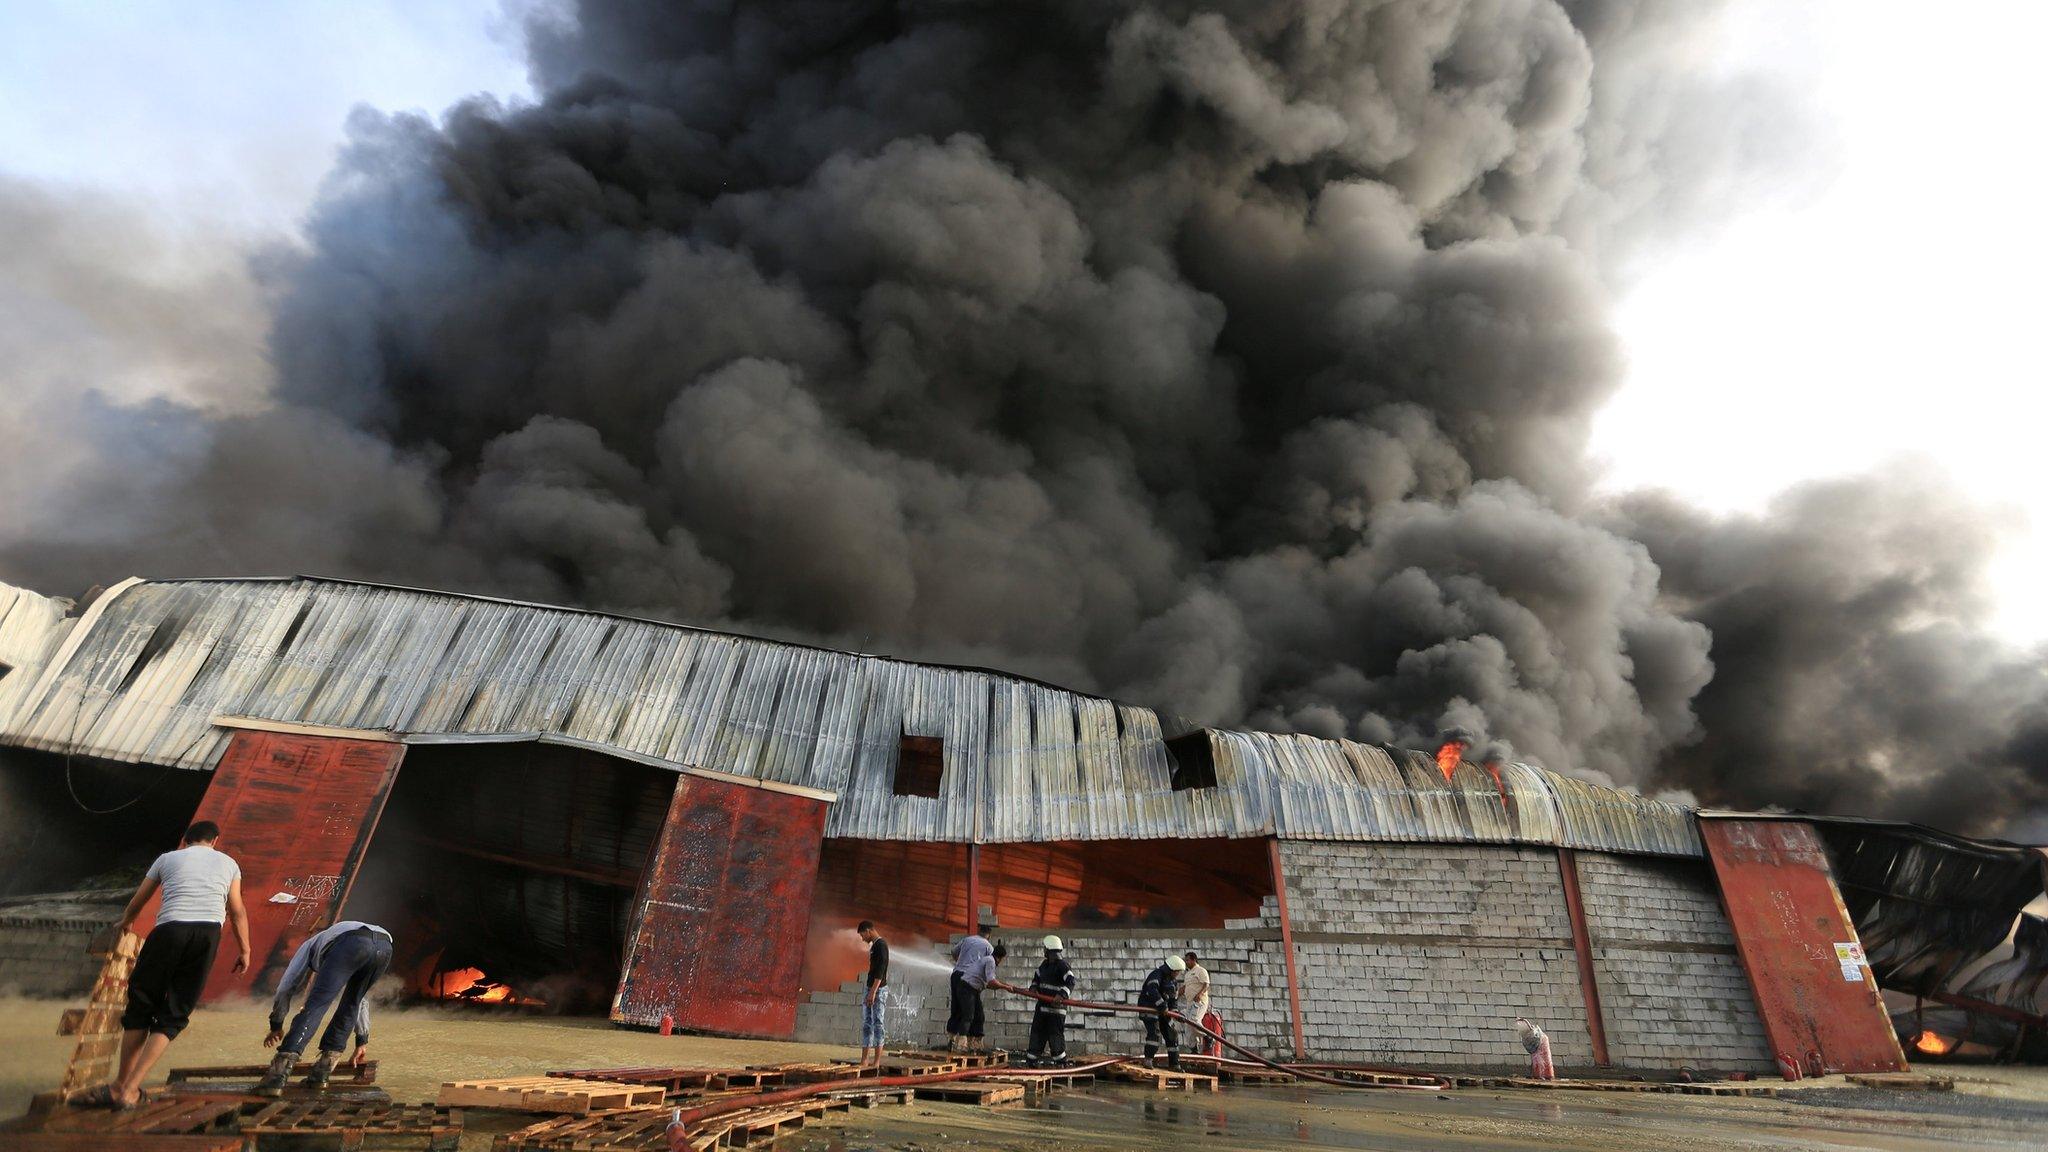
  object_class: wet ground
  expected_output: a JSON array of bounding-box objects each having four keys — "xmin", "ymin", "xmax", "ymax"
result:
[
  {"xmin": 2, "ymin": 998, "xmax": 2040, "ymax": 1151},
  {"xmin": 785, "ymin": 1081, "xmax": 2045, "ymax": 1152}
]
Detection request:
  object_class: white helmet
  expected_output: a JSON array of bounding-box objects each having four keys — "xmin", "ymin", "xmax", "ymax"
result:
[
  {"xmin": 1165, "ymin": 955, "xmax": 1187, "ymax": 972},
  {"xmin": 1043, "ymin": 935, "xmax": 1063, "ymax": 951}
]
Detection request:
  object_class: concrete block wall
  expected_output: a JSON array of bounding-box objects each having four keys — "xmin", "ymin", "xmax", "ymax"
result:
[
  {"xmin": 796, "ymin": 840, "xmax": 1776, "ymax": 1073},
  {"xmin": 1280, "ymin": 842, "xmax": 1591, "ymax": 1069},
  {"xmin": 0, "ymin": 892, "xmax": 122, "ymax": 997},
  {"xmin": 1575, "ymin": 852, "xmax": 1773, "ymax": 1071},
  {"xmin": 795, "ymin": 914, "xmax": 1297, "ymax": 1055}
]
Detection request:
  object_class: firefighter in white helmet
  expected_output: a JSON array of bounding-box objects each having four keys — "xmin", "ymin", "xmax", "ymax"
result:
[
  {"xmin": 1137, "ymin": 953, "xmax": 1187, "ymax": 1069},
  {"xmin": 1021, "ymin": 935, "xmax": 1076, "ymax": 1067}
]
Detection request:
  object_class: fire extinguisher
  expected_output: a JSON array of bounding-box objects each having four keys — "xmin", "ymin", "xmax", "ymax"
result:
[{"xmin": 660, "ymin": 1013, "xmax": 674, "ymax": 1036}]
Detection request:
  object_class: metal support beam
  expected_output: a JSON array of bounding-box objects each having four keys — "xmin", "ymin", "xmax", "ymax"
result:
[
  {"xmin": 1266, "ymin": 838, "xmax": 1308, "ymax": 1061},
  {"xmin": 966, "ymin": 842, "xmax": 982, "ymax": 934},
  {"xmin": 1556, "ymin": 848, "xmax": 1612, "ymax": 1067}
]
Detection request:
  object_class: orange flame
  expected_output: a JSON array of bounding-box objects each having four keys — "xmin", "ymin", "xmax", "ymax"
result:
[
  {"xmin": 1435, "ymin": 740, "xmax": 1468, "ymax": 782},
  {"xmin": 413, "ymin": 956, "xmax": 545, "ymax": 1008},
  {"xmin": 1912, "ymin": 1030, "xmax": 1954, "ymax": 1056}
]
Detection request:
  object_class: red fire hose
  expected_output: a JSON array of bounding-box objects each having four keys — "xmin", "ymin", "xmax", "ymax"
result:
[{"xmin": 986, "ymin": 980, "xmax": 1449, "ymax": 1091}]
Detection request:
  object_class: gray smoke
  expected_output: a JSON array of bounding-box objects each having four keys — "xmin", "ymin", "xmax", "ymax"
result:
[{"xmin": 0, "ymin": 1, "xmax": 2039, "ymax": 834}]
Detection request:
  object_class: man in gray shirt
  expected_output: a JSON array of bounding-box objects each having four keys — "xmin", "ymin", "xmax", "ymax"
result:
[
  {"xmin": 257, "ymin": 919, "xmax": 394, "ymax": 1094},
  {"xmin": 946, "ymin": 924, "xmax": 1001, "ymax": 1055},
  {"xmin": 96, "ymin": 821, "xmax": 250, "ymax": 1108}
]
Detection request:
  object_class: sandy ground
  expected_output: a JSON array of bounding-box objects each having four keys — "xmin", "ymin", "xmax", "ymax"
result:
[{"xmin": 3, "ymin": 997, "xmax": 2043, "ymax": 1151}]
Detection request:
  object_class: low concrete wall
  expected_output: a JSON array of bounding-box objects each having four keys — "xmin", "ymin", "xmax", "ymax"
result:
[{"xmin": 0, "ymin": 890, "xmax": 122, "ymax": 998}]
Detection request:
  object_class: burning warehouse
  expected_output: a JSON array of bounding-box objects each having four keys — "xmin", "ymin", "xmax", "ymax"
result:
[{"xmin": 1, "ymin": 574, "xmax": 2042, "ymax": 1077}]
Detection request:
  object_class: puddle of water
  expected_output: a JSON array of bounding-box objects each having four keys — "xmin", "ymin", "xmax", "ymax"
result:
[{"xmin": 783, "ymin": 1082, "xmax": 2042, "ymax": 1152}]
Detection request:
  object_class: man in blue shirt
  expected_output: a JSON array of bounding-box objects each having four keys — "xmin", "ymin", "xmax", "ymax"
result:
[{"xmin": 255, "ymin": 920, "xmax": 394, "ymax": 1095}]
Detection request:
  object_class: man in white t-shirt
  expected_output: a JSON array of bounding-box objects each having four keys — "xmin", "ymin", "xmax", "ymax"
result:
[{"xmin": 95, "ymin": 821, "xmax": 250, "ymax": 1108}]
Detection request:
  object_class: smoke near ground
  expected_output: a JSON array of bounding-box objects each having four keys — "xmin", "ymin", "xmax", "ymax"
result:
[{"xmin": 0, "ymin": 1, "xmax": 2040, "ymax": 834}]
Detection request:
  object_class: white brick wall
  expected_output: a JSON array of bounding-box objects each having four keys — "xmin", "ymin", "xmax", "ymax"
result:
[
  {"xmin": 795, "ymin": 920, "xmax": 1297, "ymax": 1056},
  {"xmin": 1281, "ymin": 842, "xmax": 1591, "ymax": 1068},
  {"xmin": 1575, "ymin": 852, "xmax": 1772, "ymax": 1071}
]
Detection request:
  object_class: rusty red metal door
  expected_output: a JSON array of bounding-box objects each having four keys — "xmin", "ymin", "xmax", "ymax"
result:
[
  {"xmin": 613, "ymin": 773, "xmax": 828, "ymax": 1038},
  {"xmin": 1701, "ymin": 818, "xmax": 1907, "ymax": 1078},
  {"xmin": 185, "ymin": 729, "xmax": 405, "ymax": 1000}
]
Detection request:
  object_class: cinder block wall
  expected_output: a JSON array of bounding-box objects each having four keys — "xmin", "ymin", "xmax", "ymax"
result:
[
  {"xmin": 1280, "ymin": 842, "xmax": 1591, "ymax": 1069},
  {"xmin": 796, "ymin": 840, "xmax": 1774, "ymax": 1073},
  {"xmin": 795, "ymin": 915, "xmax": 1298, "ymax": 1056},
  {"xmin": 1575, "ymin": 852, "xmax": 1773, "ymax": 1071},
  {"xmin": 0, "ymin": 891, "xmax": 123, "ymax": 997}
]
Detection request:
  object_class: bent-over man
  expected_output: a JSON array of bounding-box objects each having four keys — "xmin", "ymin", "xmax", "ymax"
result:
[{"xmin": 258, "ymin": 920, "xmax": 394, "ymax": 1095}]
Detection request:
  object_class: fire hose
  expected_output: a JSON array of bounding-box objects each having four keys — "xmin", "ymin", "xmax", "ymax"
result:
[
  {"xmin": 665, "ymin": 980, "xmax": 1447, "ymax": 1149},
  {"xmin": 987, "ymin": 980, "xmax": 1449, "ymax": 1092}
]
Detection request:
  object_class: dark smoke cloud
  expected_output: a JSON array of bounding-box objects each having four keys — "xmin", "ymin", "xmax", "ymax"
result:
[
  {"xmin": 1, "ymin": 1, "xmax": 2039, "ymax": 833},
  {"xmin": 1618, "ymin": 471, "xmax": 2048, "ymax": 835}
]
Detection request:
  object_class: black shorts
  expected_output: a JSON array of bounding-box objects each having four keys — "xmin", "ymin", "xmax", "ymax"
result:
[{"xmin": 122, "ymin": 921, "xmax": 220, "ymax": 1039}]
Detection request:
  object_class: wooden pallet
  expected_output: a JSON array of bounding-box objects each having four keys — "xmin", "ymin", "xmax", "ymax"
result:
[
  {"xmin": 0, "ymin": 1136, "xmax": 242, "ymax": 1151},
  {"xmin": 1673, "ymin": 1082, "xmax": 1777, "ymax": 1097},
  {"xmin": 1108, "ymin": 1065, "xmax": 1219, "ymax": 1092},
  {"xmin": 703, "ymin": 1107, "xmax": 808, "ymax": 1148},
  {"xmin": 1846, "ymin": 1073, "xmax": 1951, "ymax": 1092},
  {"xmin": 439, "ymin": 1076, "xmax": 666, "ymax": 1113},
  {"xmin": 37, "ymin": 1097, "xmax": 240, "ymax": 1136},
  {"xmin": 911, "ymin": 1082, "xmax": 1026, "ymax": 1107},
  {"xmin": 54, "ymin": 930, "xmax": 143, "ymax": 1101},
  {"xmin": 239, "ymin": 1100, "xmax": 461, "ymax": 1149},
  {"xmin": 548, "ymin": 1067, "xmax": 724, "ymax": 1095},
  {"xmin": 493, "ymin": 1108, "xmax": 674, "ymax": 1152},
  {"xmin": 876, "ymin": 1057, "xmax": 959, "ymax": 1079},
  {"xmin": 1217, "ymin": 1067, "xmax": 1296, "ymax": 1085},
  {"xmin": 1287, "ymin": 1066, "xmax": 1440, "ymax": 1088},
  {"xmin": 744, "ymin": 1061, "xmax": 872, "ymax": 1084},
  {"xmin": 980, "ymin": 1070, "xmax": 1095, "ymax": 1090},
  {"xmin": 168, "ymin": 1060, "xmax": 379, "ymax": 1087},
  {"xmin": 890, "ymin": 1049, "xmax": 1006, "ymax": 1069},
  {"xmin": 824, "ymin": 1087, "xmax": 914, "ymax": 1109}
]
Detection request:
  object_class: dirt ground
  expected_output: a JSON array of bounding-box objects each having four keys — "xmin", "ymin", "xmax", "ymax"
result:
[{"xmin": 4, "ymin": 997, "xmax": 2043, "ymax": 1151}]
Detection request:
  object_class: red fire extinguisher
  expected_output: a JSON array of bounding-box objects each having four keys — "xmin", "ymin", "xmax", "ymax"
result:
[{"xmin": 659, "ymin": 1013, "xmax": 674, "ymax": 1036}]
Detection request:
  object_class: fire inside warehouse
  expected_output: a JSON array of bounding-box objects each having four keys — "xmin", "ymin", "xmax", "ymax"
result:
[{"xmin": 0, "ymin": 575, "xmax": 2042, "ymax": 1074}]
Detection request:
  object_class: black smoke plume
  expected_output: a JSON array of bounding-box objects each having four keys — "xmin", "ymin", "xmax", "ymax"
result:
[{"xmin": 1, "ymin": 1, "xmax": 2041, "ymax": 835}]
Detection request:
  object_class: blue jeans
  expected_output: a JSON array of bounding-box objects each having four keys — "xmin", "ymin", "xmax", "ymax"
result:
[
  {"xmin": 861, "ymin": 986, "xmax": 888, "ymax": 1048},
  {"xmin": 282, "ymin": 930, "xmax": 392, "ymax": 1056}
]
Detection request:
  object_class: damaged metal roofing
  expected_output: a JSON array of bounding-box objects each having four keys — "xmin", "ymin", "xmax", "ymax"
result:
[
  {"xmin": 0, "ymin": 581, "xmax": 73, "ymax": 732},
  {"xmin": 0, "ymin": 575, "xmax": 1701, "ymax": 855}
]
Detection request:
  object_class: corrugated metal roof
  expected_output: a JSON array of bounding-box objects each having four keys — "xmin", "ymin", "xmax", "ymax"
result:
[
  {"xmin": 0, "ymin": 576, "xmax": 1700, "ymax": 856},
  {"xmin": 0, "ymin": 581, "xmax": 73, "ymax": 732}
]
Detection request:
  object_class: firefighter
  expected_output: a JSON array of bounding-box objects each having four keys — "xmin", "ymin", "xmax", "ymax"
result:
[
  {"xmin": 1022, "ymin": 935, "xmax": 1076, "ymax": 1067},
  {"xmin": 1137, "ymin": 954, "xmax": 1185, "ymax": 1069}
]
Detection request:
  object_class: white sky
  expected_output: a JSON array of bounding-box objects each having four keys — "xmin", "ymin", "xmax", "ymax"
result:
[
  {"xmin": 1, "ymin": 2, "xmax": 2042, "ymax": 637},
  {"xmin": 1593, "ymin": 0, "xmax": 2048, "ymax": 640}
]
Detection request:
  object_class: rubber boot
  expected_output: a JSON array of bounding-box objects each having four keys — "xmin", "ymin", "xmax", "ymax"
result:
[
  {"xmin": 1167, "ymin": 1051, "xmax": 1182, "ymax": 1072},
  {"xmin": 254, "ymin": 1052, "xmax": 297, "ymax": 1098},
  {"xmin": 302, "ymin": 1051, "xmax": 339, "ymax": 1090}
]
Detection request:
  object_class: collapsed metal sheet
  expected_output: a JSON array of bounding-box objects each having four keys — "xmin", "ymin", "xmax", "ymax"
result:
[
  {"xmin": 1700, "ymin": 818, "xmax": 1907, "ymax": 1078},
  {"xmin": 1815, "ymin": 821, "xmax": 2046, "ymax": 996},
  {"xmin": 613, "ymin": 772, "xmax": 828, "ymax": 1037},
  {"xmin": 183, "ymin": 728, "xmax": 405, "ymax": 1002},
  {"xmin": 0, "ymin": 576, "xmax": 1700, "ymax": 855},
  {"xmin": 0, "ymin": 580, "xmax": 73, "ymax": 731}
]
